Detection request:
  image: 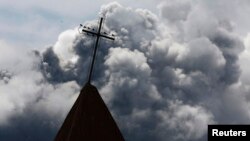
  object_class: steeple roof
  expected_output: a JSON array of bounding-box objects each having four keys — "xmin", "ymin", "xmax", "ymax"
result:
[{"xmin": 54, "ymin": 83, "xmax": 125, "ymax": 141}]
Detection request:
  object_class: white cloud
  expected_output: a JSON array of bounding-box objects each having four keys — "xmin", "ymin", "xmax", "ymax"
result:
[
  {"xmin": 53, "ymin": 29, "xmax": 79, "ymax": 68},
  {"xmin": 157, "ymin": 100, "xmax": 214, "ymax": 140},
  {"xmin": 0, "ymin": 40, "xmax": 80, "ymax": 126},
  {"xmin": 239, "ymin": 34, "xmax": 250, "ymax": 85}
]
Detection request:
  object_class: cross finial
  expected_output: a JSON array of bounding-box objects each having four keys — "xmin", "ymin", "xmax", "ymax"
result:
[{"xmin": 78, "ymin": 17, "xmax": 115, "ymax": 84}]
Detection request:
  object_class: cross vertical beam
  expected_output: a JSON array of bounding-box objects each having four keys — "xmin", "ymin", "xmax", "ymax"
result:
[
  {"xmin": 88, "ymin": 18, "xmax": 103, "ymax": 84},
  {"xmin": 79, "ymin": 17, "xmax": 115, "ymax": 84}
]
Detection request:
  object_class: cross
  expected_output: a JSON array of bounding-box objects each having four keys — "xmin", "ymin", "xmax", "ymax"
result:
[{"xmin": 79, "ymin": 17, "xmax": 115, "ymax": 84}]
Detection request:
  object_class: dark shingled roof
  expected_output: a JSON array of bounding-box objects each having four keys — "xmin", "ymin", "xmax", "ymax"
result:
[{"xmin": 54, "ymin": 83, "xmax": 125, "ymax": 141}]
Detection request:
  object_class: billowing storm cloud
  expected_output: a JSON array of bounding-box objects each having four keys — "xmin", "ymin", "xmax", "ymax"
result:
[{"xmin": 1, "ymin": 1, "xmax": 250, "ymax": 141}]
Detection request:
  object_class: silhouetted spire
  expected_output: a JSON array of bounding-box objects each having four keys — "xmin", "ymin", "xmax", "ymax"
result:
[{"xmin": 54, "ymin": 83, "xmax": 125, "ymax": 141}]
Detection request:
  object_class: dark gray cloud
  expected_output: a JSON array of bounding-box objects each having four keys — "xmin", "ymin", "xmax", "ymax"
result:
[{"xmin": 1, "ymin": 1, "xmax": 250, "ymax": 141}]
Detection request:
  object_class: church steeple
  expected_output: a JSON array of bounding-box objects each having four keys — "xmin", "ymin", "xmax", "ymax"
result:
[{"xmin": 54, "ymin": 83, "xmax": 125, "ymax": 141}]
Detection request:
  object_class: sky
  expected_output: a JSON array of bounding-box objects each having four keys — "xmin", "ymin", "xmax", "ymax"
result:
[
  {"xmin": 1, "ymin": 0, "xmax": 250, "ymax": 141},
  {"xmin": 0, "ymin": 0, "xmax": 158, "ymax": 48}
]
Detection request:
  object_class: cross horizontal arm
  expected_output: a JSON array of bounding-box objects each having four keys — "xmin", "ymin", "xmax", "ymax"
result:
[
  {"xmin": 82, "ymin": 29, "xmax": 115, "ymax": 40},
  {"xmin": 81, "ymin": 29, "xmax": 98, "ymax": 36},
  {"xmin": 100, "ymin": 34, "xmax": 115, "ymax": 40}
]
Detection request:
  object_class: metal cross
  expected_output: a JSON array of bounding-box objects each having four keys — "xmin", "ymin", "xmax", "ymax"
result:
[{"xmin": 79, "ymin": 17, "xmax": 115, "ymax": 84}]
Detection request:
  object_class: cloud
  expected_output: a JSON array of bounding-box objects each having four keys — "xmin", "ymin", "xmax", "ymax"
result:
[
  {"xmin": 0, "ymin": 40, "xmax": 80, "ymax": 140},
  {"xmin": 158, "ymin": 0, "xmax": 193, "ymax": 23},
  {"xmin": 157, "ymin": 100, "xmax": 215, "ymax": 140},
  {"xmin": 239, "ymin": 34, "xmax": 250, "ymax": 85},
  {"xmin": 1, "ymin": 1, "xmax": 250, "ymax": 141}
]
